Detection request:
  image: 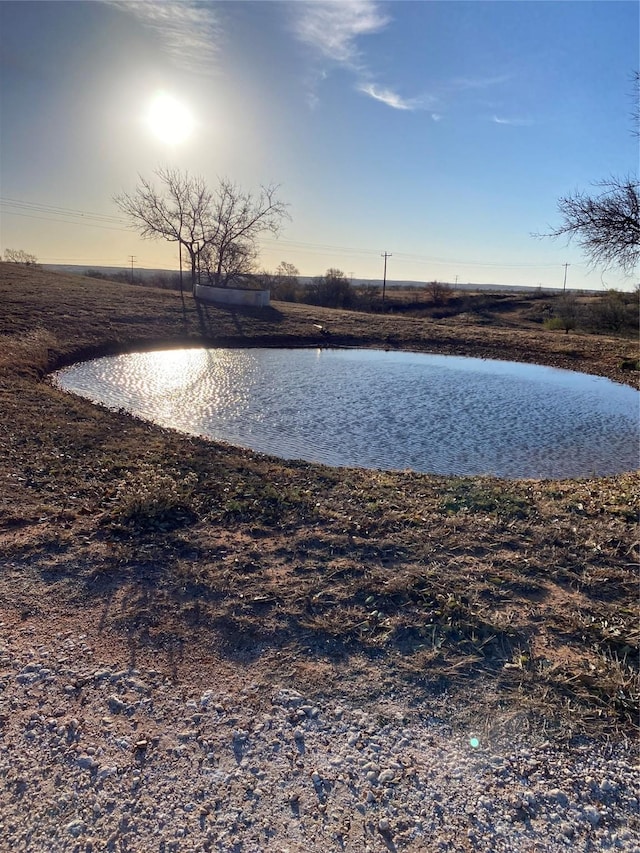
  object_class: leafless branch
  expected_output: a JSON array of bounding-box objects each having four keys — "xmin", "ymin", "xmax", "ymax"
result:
[{"xmin": 537, "ymin": 176, "xmax": 639, "ymax": 275}]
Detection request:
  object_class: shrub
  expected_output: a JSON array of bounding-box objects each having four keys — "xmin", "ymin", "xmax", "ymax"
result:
[
  {"xmin": 302, "ymin": 269, "xmax": 354, "ymax": 308},
  {"xmin": 426, "ymin": 280, "xmax": 452, "ymax": 305},
  {"xmin": 543, "ymin": 316, "xmax": 567, "ymax": 332},
  {"xmin": 586, "ymin": 289, "xmax": 638, "ymax": 334},
  {"xmin": 545, "ymin": 294, "xmax": 582, "ymax": 333}
]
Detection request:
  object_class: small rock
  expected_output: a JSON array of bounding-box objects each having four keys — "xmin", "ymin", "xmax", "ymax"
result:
[
  {"xmin": 177, "ymin": 730, "xmax": 197, "ymax": 742},
  {"xmin": 273, "ymin": 689, "xmax": 304, "ymax": 707},
  {"xmin": 107, "ymin": 695, "xmax": 126, "ymax": 714},
  {"xmin": 548, "ymin": 789, "xmax": 569, "ymax": 807},
  {"xmin": 93, "ymin": 669, "xmax": 112, "ymax": 681},
  {"xmin": 378, "ymin": 769, "xmax": 396, "ymax": 785},
  {"xmin": 66, "ymin": 819, "xmax": 85, "ymax": 837},
  {"xmin": 126, "ymin": 678, "xmax": 149, "ymax": 694},
  {"xmin": 583, "ymin": 806, "xmax": 601, "ymax": 827},
  {"xmin": 560, "ymin": 822, "xmax": 575, "ymax": 838},
  {"xmin": 76, "ymin": 754, "xmax": 97, "ymax": 770},
  {"xmin": 96, "ymin": 765, "xmax": 117, "ymax": 782},
  {"xmin": 600, "ymin": 778, "xmax": 618, "ymax": 795}
]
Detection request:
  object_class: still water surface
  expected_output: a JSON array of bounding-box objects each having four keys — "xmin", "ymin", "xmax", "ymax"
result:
[{"xmin": 53, "ymin": 347, "xmax": 640, "ymax": 479}]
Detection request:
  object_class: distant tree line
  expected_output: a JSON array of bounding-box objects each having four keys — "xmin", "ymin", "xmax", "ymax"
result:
[
  {"xmin": 256, "ymin": 265, "xmax": 381, "ymax": 310},
  {"xmin": 257, "ymin": 265, "xmax": 459, "ymax": 313},
  {"xmin": 260, "ymin": 265, "xmax": 638, "ymax": 336}
]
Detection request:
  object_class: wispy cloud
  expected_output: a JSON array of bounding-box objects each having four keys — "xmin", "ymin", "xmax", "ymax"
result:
[
  {"xmin": 291, "ymin": 2, "xmax": 436, "ymax": 113},
  {"xmin": 358, "ymin": 83, "xmax": 412, "ymax": 110},
  {"xmin": 492, "ymin": 115, "xmax": 534, "ymax": 126},
  {"xmin": 291, "ymin": 0, "xmax": 390, "ymax": 67},
  {"xmin": 112, "ymin": 1, "xmax": 223, "ymax": 74},
  {"xmin": 291, "ymin": 5, "xmax": 515, "ymax": 116},
  {"xmin": 357, "ymin": 82, "xmax": 439, "ymax": 112}
]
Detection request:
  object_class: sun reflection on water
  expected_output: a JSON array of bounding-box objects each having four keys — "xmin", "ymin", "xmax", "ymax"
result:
[{"xmin": 131, "ymin": 349, "xmax": 210, "ymax": 397}]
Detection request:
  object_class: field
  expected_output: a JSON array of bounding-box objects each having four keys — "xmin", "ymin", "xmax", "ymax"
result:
[{"xmin": 1, "ymin": 262, "xmax": 638, "ymax": 739}]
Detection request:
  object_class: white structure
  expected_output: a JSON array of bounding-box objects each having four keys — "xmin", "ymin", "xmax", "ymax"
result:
[{"xmin": 194, "ymin": 284, "xmax": 270, "ymax": 307}]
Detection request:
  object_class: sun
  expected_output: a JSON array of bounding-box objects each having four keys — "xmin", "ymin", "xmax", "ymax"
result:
[{"xmin": 144, "ymin": 92, "xmax": 195, "ymax": 145}]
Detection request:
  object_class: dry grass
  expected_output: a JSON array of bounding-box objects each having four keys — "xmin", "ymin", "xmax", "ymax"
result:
[{"xmin": 0, "ymin": 262, "xmax": 638, "ymax": 739}]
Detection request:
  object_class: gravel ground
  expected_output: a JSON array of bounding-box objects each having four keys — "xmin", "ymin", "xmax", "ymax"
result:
[{"xmin": 1, "ymin": 618, "xmax": 638, "ymax": 853}]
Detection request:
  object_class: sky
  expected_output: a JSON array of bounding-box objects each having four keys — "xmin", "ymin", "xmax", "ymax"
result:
[{"xmin": 0, "ymin": 0, "xmax": 638, "ymax": 290}]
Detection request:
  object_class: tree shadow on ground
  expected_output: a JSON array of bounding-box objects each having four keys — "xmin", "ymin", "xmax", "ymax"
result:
[
  {"xmin": 22, "ymin": 525, "xmax": 528, "ymax": 680},
  {"xmin": 194, "ymin": 299, "xmax": 284, "ymax": 338}
]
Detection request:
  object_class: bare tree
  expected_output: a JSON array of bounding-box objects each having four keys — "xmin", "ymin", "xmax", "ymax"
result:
[
  {"xmin": 542, "ymin": 177, "xmax": 639, "ymax": 275},
  {"xmin": 200, "ymin": 180, "xmax": 289, "ymax": 287},
  {"xmin": 631, "ymin": 70, "xmax": 639, "ymax": 138},
  {"xmin": 426, "ymin": 279, "xmax": 451, "ymax": 305},
  {"xmin": 3, "ymin": 248, "xmax": 38, "ymax": 266},
  {"xmin": 305, "ymin": 268, "xmax": 354, "ymax": 308},
  {"xmin": 115, "ymin": 170, "xmax": 288, "ymax": 294},
  {"xmin": 276, "ymin": 261, "xmax": 300, "ymax": 301},
  {"xmin": 276, "ymin": 261, "xmax": 299, "ymax": 282},
  {"xmin": 115, "ymin": 168, "xmax": 212, "ymax": 293}
]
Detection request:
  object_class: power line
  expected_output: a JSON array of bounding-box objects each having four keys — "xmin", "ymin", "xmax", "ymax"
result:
[
  {"xmin": 258, "ymin": 236, "xmax": 583, "ymax": 271},
  {"xmin": 0, "ymin": 197, "xmax": 126, "ymax": 224},
  {"xmin": 1, "ymin": 210, "xmax": 132, "ymax": 232},
  {"xmin": 38, "ymin": 257, "xmax": 131, "ymax": 263},
  {"xmin": 1, "ymin": 195, "xmax": 588, "ymax": 275}
]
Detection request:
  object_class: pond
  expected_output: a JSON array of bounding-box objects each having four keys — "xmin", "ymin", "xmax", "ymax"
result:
[{"xmin": 52, "ymin": 347, "xmax": 640, "ymax": 480}]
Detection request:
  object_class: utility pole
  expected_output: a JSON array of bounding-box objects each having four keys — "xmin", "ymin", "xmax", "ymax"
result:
[
  {"xmin": 381, "ymin": 251, "xmax": 392, "ymax": 305},
  {"xmin": 128, "ymin": 255, "xmax": 136, "ymax": 284},
  {"xmin": 178, "ymin": 246, "xmax": 186, "ymax": 319},
  {"xmin": 562, "ymin": 262, "xmax": 570, "ymax": 292}
]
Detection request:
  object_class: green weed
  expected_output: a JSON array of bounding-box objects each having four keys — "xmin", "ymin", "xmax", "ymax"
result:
[{"xmin": 440, "ymin": 479, "xmax": 530, "ymax": 519}]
